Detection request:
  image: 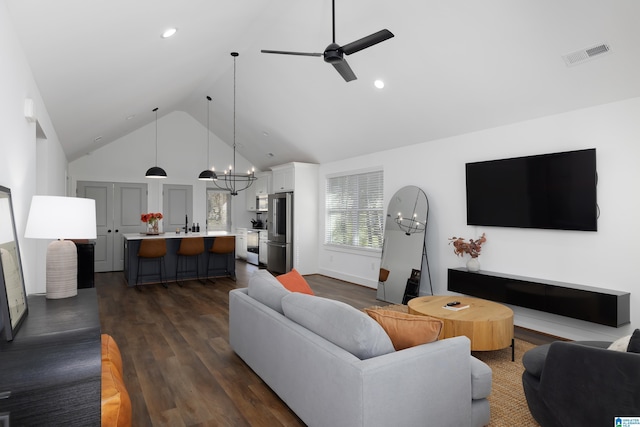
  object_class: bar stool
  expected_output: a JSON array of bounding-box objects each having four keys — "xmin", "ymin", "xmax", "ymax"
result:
[
  {"xmin": 175, "ymin": 237, "xmax": 205, "ymax": 285},
  {"xmin": 378, "ymin": 268, "xmax": 390, "ymax": 301},
  {"xmin": 206, "ymin": 236, "xmax": 236, "ymax": 282},
  {"xmin": 136, "ymin": 238, "xmax": 168, "ymax": 289}
]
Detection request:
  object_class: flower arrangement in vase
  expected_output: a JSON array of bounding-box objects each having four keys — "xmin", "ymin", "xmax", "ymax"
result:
[
  {"xmin": 141, "ymin": 212, "xmax": 163, "ymax": 234},
  {"xmin": 448, "ymin": 233, "xmax": 486, "ymax": 271}
]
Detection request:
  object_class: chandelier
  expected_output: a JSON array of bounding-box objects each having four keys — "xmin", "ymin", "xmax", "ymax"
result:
[
  {"xmin": 395, "ymin": 192, "xmax": 426, "ymax": 235},
  {"xmin": 211, "ymin": 52, "xmax": 257, "ymax": 195},
  {"xmin": 395, "ymin": 212, "xmax": 426, "ymax": 236}
]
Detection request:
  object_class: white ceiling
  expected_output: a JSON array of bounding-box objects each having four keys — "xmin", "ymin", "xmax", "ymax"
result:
[{"xmin": 7, "ymin": 0, "xmax": 640, "ymax": 171}]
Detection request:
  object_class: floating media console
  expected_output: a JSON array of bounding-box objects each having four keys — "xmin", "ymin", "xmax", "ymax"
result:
[{"xmin": 447, "ymin": 268, "xmax": 630, "ymax": 327}]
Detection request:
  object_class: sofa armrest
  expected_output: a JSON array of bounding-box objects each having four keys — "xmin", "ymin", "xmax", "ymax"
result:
[
  {"xmin": 539, "ymin": 341, "xmax": 640, "ymax": 426},
  {"xmin": 470, "ymin": 356, "xmax": 492, "ymax": 400},
  {"xmin": 357, "ymin": 336, "xmax": 480, "ymax": 427}
]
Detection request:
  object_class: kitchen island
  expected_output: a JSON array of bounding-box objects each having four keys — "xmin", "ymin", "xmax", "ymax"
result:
[{"xmin": 123, "ymin": 232, "xmax": 236, "ymax": 286}]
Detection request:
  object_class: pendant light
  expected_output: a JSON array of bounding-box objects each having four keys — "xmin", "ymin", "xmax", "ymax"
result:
[
  {"xmin": 199, "ymin": 96, "xmax": 217, "ymax": 181},
  {"xmin": 212, "ymin": 52, "xmax": 256, "ymax": 195},
  {"xmin": 145, "ymin": 107, "xmax": 167, "ymax": 178}
]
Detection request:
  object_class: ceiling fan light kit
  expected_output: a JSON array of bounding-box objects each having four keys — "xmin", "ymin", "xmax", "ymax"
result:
[{"xmin": 261, "ymin": 0, "xmax": 394, "ymax": 82}]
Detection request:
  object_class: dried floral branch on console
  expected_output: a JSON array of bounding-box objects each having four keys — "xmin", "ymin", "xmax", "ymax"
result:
[{"xmin": 448, "ymin": 233, "xmax": 486, "ymax": 258}]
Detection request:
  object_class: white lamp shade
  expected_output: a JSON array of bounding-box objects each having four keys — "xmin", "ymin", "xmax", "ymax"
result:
[{"xmin": 25, "ymin": 196, "xmax": 97, "ymax": 240}]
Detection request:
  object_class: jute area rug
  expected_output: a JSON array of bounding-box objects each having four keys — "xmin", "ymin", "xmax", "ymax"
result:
[{"xmin": 369, "ymin": 305, "xmax": 540, "ymax": 427}]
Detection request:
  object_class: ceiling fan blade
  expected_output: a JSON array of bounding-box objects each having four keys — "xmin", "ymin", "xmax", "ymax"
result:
[
  {"xmin": 332, "ymin": 58, "xmax": 357, "ymax": 82},
  {"xmin": 261, "ymin": 49, "xmax": 322, "ymax": 57},
  {"xmin": 341, "ymin": 29, "xmax": 394, "ymax": 55}
]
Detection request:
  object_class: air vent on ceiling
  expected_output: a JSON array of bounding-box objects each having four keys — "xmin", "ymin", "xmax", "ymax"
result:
[{"xmin": 562, "ymin": 43, "xmax": 611, "ymax": 66}]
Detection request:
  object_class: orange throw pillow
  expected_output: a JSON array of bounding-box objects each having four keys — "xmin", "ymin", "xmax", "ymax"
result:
[
  {"xmin": 276, "ymin": 268, "xmax": 314, "ymax": 295},
  {"xmin": 365, "ymin": 308, "xmax": 443, "ymax": 351}
]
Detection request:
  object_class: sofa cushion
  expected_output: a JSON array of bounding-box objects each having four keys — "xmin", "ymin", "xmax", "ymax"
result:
[
  {"xmin": 282, "ymin": 293, "xmax": 395, "ymax": 360},
  {"xmin": 101, "ymin": 334, "xmax": 131, "ymax": 427},
  {"xmin": 247, "ymin": 269, "xmax": 290, "ymax": 314},
  {"xmin": 276, "ymin": 268, "xmax": 314, "ymax": 295},
  {"xmin": 364, "ymin": 308, "xmax": 443, "ymax": 350},
  {"xmin": 470, "ymin": 356, "xmax": 493, "ymax": 400},
  {"xmin": 102, "ymin": 334, "xmax": 124, "ymax": 376},
  {"xmin": 102, "ymin": 360, "xmax": 132, "ymax": 427}
]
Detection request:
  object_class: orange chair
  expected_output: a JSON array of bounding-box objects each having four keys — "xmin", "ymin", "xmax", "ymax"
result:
[
  {"xmin": 136, "ymin": 238, "xmax": 168, "ymax": 288},
  {"xmin": 175, "ymin": 237, "xmax": 205, "ymax": 285},
  {"xmin": 206, "ymin": 236, "xmax": 236, "ymax": 282}
]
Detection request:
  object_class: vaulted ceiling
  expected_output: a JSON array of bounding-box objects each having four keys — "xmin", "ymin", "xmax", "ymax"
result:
[{"xmin": 7, "ymin": 0, "xmax": 640, "ymax": 171}]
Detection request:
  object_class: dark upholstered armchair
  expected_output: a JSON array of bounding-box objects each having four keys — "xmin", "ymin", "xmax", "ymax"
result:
[{"xmin": 522, "ymin": 340, "xmax": 640, "ymax": 427}]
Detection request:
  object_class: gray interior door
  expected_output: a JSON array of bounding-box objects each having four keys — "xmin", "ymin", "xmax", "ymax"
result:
[
  {"xmin": 163, "ymin": 184, "xmax": 193, "ymax": 233},
  {"xmin": 78, "ymin": 181, "xmax": 147, "ymax": 272},
  {"xmin": 78, "ymin": 181, "xmax": 113, "ymax": 272},
  {"xmin": 113, "ymin": 183, "xmax": 147, "ymax": 270}
]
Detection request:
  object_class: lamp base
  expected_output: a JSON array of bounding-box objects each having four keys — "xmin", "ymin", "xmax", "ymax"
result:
[{"xmin": 46, "ymin": 240, "xmax": 78, "ymax": 299}]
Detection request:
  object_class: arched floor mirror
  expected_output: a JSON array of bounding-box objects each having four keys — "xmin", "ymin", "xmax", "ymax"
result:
[{"xmin": 377, "ymin": 185, "xmax": 431, "ymax": 304}]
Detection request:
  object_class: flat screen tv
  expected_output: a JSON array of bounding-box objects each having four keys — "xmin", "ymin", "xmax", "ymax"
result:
[{"xmin": 466, "ymin": 149, "xmax": 597, "ymax": 231}]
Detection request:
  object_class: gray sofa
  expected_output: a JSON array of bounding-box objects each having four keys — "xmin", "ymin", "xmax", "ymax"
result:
[{"xmin": 229, "ymin": 270, "xmax": 492, "ymax": 427}]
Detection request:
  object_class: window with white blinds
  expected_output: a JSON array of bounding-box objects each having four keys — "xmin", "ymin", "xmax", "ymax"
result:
[{"xmin": 325, "ymin": 170, "xmax": 384, "ymax": 250}]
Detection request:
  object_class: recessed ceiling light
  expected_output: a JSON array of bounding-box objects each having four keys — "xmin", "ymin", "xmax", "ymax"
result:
[
  {"xmin": 161, "ymin": 28, "xmax": 177, "ymax": 39},
  {"xmin": 374, "ymin": 80, "xmax": 385, "ymax": 89}
]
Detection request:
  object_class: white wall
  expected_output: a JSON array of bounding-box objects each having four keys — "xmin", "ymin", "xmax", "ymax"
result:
[
  {"xmin": 319, "ymin": 97, "xmax": 640, "ymax": 342},
  {"xmin": 69, "ymin": 110, "xmax": 257, "ymax": 233},
  {"xmin": 0, "ymin": 0, "xmax": 68, "ymax": 295}
]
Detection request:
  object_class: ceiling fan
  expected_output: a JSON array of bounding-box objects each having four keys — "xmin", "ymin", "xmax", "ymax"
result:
[{"xmin": 261, "ymin": 0, "xmax": 394, "ymax": 82}]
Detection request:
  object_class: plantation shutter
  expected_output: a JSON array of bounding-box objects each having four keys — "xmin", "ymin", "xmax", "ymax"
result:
[{"xmin": 325, "ymin": 170, "xmax": 384, "ymax": 249}]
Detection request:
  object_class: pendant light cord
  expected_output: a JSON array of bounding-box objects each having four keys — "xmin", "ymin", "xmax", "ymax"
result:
[
  {"xmin": 232, "ymin": 52, "xmax": 237, "ymax": 193},
  {"xmin": 153, "ymin": 107, "xmax": 159, "ymax": 166},
  {"xmin": 206, "ymin": 96, "xmax": 211, "ymax": 170}
]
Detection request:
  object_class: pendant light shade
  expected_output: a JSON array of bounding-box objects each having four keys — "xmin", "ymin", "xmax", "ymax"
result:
[
  {"xmin": 146, "ymin": 166, "xmax": 167, "ymax": 178},
  {"xmin": 212, "ymin": 52, "xmax": 257, "ymax": 195},
  {"xmin": 198, "ymin": 170, "xmax": 216, "ymax": 180},
  {"xmin": 146, "ymin": 107, "xmax": 167, "ymax": 179},
  {"xmin": 199, "ymin": 96, "xmax": 218, "ymax": 181}
]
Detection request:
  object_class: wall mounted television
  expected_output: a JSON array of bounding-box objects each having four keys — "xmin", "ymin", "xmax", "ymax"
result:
[{"xmin": 466, "ymin": 148, "xmax": 597, "ymax": 231}]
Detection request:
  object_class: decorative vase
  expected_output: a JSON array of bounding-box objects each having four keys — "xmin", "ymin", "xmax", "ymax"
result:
[
  {"xmin": 466, "ymin": 257, "xmax": 480, "ymax": 272},
  {"xmin": 148, "ymin": 221, "xmax": 159, "ymax": 234}
]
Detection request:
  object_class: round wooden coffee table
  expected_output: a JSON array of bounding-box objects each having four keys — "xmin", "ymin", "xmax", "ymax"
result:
[{"xmin": 408, "ymin": 296, "xmax": 514, "ymax": 358}]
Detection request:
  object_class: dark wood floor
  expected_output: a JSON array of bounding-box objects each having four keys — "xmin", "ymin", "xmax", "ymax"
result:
[{"xmin": 96, "ymin": 261, "xmax": 556, "ymax": 426}]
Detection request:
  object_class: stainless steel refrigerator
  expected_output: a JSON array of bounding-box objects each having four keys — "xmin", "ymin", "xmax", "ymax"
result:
[{"xmin": 267, "ymin": 192, "xmax": 293, "ymax": 274}]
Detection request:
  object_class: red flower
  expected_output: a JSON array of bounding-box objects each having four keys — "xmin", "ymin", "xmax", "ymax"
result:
[{"xmin": 141, "ymin": 212, "xmax": 163, "ymax": 223}]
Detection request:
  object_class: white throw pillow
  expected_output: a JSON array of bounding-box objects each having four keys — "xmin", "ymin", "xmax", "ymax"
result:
[{"xmin": 608, "ymin": 335, "xmax": 631, "ymax": 352}]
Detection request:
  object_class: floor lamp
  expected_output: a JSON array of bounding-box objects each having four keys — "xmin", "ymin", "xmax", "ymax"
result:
[{"xmin": 25, "ymin": 196, "xmax": 96, "ymax": 299}]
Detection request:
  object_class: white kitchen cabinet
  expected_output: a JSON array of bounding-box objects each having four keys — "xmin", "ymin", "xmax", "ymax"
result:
[
  {"xmin": 271, "ymin": 164, "xmax": 294, "ymax": 192},
  {"xmin": 236, "ymin": 227, "xmax": 247, "ymax": 259},
  {"xmin": 268, "ymin": 162, "xmax": 319, "ymax": 274},
  {"xmin": 246, "ymin": 171, "xmax": 272, "ymax": 211},
  {"xmin": 258, "ymin": 230, "xmax": 268, "ymax": 265}
]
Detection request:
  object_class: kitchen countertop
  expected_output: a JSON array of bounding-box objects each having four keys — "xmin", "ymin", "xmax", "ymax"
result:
[{"xmin": 123, "ymin": 231, "xmax": 236, "ymax": 240}]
